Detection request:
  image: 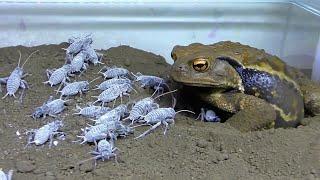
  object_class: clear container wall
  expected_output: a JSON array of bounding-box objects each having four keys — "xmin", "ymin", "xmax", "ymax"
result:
[{"xmin": 0, "ymin": 1, "xmax": 319, "ymax": 80}]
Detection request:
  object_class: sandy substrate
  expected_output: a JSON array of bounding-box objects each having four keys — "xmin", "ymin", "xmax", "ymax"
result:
[{"xmin": 0, "ymin": 43, "xmax": 319, "ymax": 180}]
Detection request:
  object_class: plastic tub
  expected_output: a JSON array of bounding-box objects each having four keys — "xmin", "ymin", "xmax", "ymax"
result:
[{"xmin": 0, "ymin": 0, "xmax": 319, "ymax": 81}]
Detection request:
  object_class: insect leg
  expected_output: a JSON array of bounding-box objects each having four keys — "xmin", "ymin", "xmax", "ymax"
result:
[
  {"xmin": 195, "ymin": 108, "xmax": 205, "ymax": 121},
  {"xmin": 97, "ymin": 53, "xmax": 104, "ymax": 65},
  {"xmin": 21, "ymin": 73, "xmax": 31, "ymax": 78},
  {"xmin": 134, "ymin": 121, "xmax": 162, "ymax": 139},
  {"xmin": 79, "ymin": 66, "xmax": 87, "ymax": 77},
  {"xmin": 56, "ymin": 79, "xmax": 66, "ymax": 93},
  {"xmin": 19, "ymin": 89, "xmax": 25, "ymax": 104},
  {"xmin": 19, "ymin": 80, "xmax": 28, "ymax": 102},
  {"xmin": 7, "ymin": 169, "xmax": 13, "ymax": 180},
  {"xmin": 98, "ymin": 66, "xmax": 108, "ymax": 73},
  {"xmin": 0, "ymin": 77, "xmax": 8, "ymax": 93},
  {"xmin": 162, "ymin": 120, "xmax": 172, "ymax": 135},
  {"xmin": 45, "ymin": 69, "xmax": 54, "ymax": 79},
  {"xmin": 79, "ymin": 90, "xmax": 83, "ymax": 98},
  {"xmin": 93, "ymin": 139, "xmax": 98, "ymax": 148},
  {"xmin": 48, "ymin": 113, "xmax": 58, "ymax": 118},
  {"xmin": 0, "ymin": 77, "xmax": 8, "ymax": 84},
  {"xmin": 140, "ymin": 83, "xmax": 147, "ymax": 88},
  {"xmin": 48, "ymin": 133, "xmax": 56, "ymax": 148},
  {"xmin": 24, "ymin": 130, "xmax": 36, "ymax": 148},
  {"xmin": 20, "ymin": 79, "xmax": 29, "ymax": 88},
  {"xmin": 108, "ymin": 132, "xmax": 117, "ymax": 142},
  {"xmin": 112, "ymin": 98, "xmax": 117, "ymax": 109}
]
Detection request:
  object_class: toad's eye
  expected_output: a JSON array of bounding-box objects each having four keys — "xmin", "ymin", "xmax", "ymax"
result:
[
  {"xmin": 171, "ymin": 52, "xmax": 177, "ymax": 61},
  {"xmin": 192, "ymin": 58, "xmax": 209, "ymax": 72}
]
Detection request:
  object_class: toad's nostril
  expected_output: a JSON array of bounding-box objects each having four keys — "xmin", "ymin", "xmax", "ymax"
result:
[{"xmin": 172, "ymin": 64, "xmax": 186, "ymax": 72}]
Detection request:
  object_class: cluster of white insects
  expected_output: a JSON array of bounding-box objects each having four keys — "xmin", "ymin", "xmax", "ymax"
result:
[{"xmin": 0, "ymin": 34, "xmax": 220, "ymax": 175}]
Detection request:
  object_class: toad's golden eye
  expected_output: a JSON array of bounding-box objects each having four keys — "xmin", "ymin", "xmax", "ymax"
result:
[
  {"xmin": 171, "ymin": 52, "xmax": 177, "ymax": 61},
  {"xmin": 192, "ymin": 58, "xmax": 209, "ymax": 72}
]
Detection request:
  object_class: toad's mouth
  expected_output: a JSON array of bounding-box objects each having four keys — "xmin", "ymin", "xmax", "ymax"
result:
[
  {"xmin": 172, "ymin": 82, "xmax": 243, "ymax": 95},
  {"xmin": 179, "ymin": 81, "xmax": 226, "ymax": 88},
  {"xmin": 179, "ymin": 83, "xmax": 237, "ymax": 94},
  {"xmin": 170, "ymin": 71, "xmax": 234, "ymax": 89}
]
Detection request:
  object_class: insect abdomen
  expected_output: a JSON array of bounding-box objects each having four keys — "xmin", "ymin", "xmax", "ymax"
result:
[{"xmin": 7, "ymin": 72, "xmax": 21, "ymax": 94}]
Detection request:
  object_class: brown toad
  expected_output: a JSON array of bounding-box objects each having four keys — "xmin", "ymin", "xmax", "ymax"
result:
[{"xmin": 170, "ymin": 41, "xmax": 320, "ymax": 132}]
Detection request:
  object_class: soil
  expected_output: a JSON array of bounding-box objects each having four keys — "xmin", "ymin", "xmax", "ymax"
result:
[{"xmin": 0, "ymin": 43, "xmax": 319, "ymax": 180}]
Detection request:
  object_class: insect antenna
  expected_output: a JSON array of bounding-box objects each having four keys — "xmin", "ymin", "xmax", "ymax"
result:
[
  {"xmin": 172, "ymin": 97, "xmax": 177, "ymax": 108},
  {"xmin": 17, "ymin": 50, "xmax": 22, "ymax": 67},
  {"xmin": 21, "ymin": 50, "xmax": 39, "ymax": 68},
  {"xmin": 89, "ymin": 76, "xmax": 101, "ymax": 84},
  {"xmin": 130, "ymin": 72, "xmax": 138, "ymax": 79},
  {"xmin": 149, "ymin": 85, "xmax": 160, "ymax": 98},
  {"xmin": 154, "ymin": 89, "xmax": 178, "ymax": 99},
  {"xmin": 162, "ymin": 82, "xmax": 176, "ymax": 107},
  {"xmin": 98, "ymin": 66, "xmax": 108, "ymax": 73},
  {"xmin": 175, "ymin": 109, "xmax": 195, "ymax": 115},
  {"xmin": 130, "ymin": 123, "xmax": 151, "ymax": 128},
  {"xmin": 151, "ymin": 81, "xmax": 176, "ymax": 107},
  {"xmin": 130, "ymin": 85, "xmax": 138, "ymax": 94},
  {"xmin": 78, "ymin": 155, "xmax": 100, "ymax": 165},
  {"xmin": 73, "ymin": 136, "xmax": 87, "ymax": 144}
]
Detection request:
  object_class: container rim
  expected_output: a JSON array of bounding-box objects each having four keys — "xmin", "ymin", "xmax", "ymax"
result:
[
  {"xmin": 0, "ymin": 0, "xmax": 319, "ymax": 16},
  {"xmin": 0, "ymin": 0, "xmax": 298, "ymax": 3}
]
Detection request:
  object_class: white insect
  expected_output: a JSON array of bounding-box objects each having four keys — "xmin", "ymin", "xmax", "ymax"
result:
[
  {"xmin": 70, "ymin": 51, "xmax": 88, "ymax": 73},
  {"xmin": 57, "ymin": 81, "xmax": 89, "ymax": 99},
  {"xmin": 83, "ymin": 46, "xmax": 104, "ymax": 65},
  {"xmin": 64, "ymin": 35, "xmax": 93, "ymax": 62},
  {"xmin": 31, "ymin": 96, "xmax": 68, "ymax": 119},
  {"xmin": 43, "ymin": 64, "xmax": 72, "ymax": 88},
  {"xmin": 75, "ymin": 122, "xmax": 117, "ymax": 144},
  {"xmin": 93, "ymin": 78, "xmax": 132, "ymax": 91},
  {"xmin": 196, "ymin": 108, "xmax": 221, "ymax": 122},
  {"xmin": 131, "ymin": 72, "xmax": 170, "ymax": 94},
  {"xmin": 134, "ymin": 108, "xmax": 194, "ymax": 139},
  {"xmin": 79, "ymin": 139, "xmax": 118, "ymax": 166},
  {"xmin": 124, "ymin": 89, "xmax": 177, "ymax": 124},
  {"xmin": 124, "ymin": 97, "xmax": 159, "ymax": 124},
  {"xmin": 2, "ymin": 50, "xmax": 39, "ymax": 100},
  {"xmin": 76, "ymin": 120, "xmax": 132, "ymax": 144},
  {"xmin": 26, "ymin": 120, "xmax": 64, "ymax": 148},
  {"xmin": 0, "ymin": 169, "xmax": 13, "ymax": 180},
  {"xmin": 93, "ymin": 104, "xmax": 127, "ymax": 125},
  {"xmin": 92, "ymin": 83, "xmax": 135, "ymax": 106},
  {"xmin": 73, "ymin": 104, "xmax": 110, "ymax": 118},
  {"xmin": 99, "ymin": 66, "xmax": 129, "ymax": 79},
  {"xmin": 114, "ymin": 122, "xmax": 133, "ymax": 137}
]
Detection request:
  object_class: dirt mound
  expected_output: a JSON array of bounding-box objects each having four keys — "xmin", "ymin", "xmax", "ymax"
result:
[{"xmin": 0, "ymin": 44, "xmax": 319, "ymax": 180}]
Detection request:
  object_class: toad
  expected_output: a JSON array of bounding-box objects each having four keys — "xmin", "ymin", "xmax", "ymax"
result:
[{"xmin": 170, "ymin": 41, "xmax": 320, "ymax": 132}]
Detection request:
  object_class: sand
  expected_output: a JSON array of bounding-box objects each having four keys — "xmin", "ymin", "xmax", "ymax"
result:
[{"xmin": 0, "ymin": 43, "xmax": 319, "ymax": 180}]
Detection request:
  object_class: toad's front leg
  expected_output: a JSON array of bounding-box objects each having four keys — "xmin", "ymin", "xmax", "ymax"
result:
[{"xmin": 200, "ymin": 91, "xmax": 276, "ymax": 132}]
